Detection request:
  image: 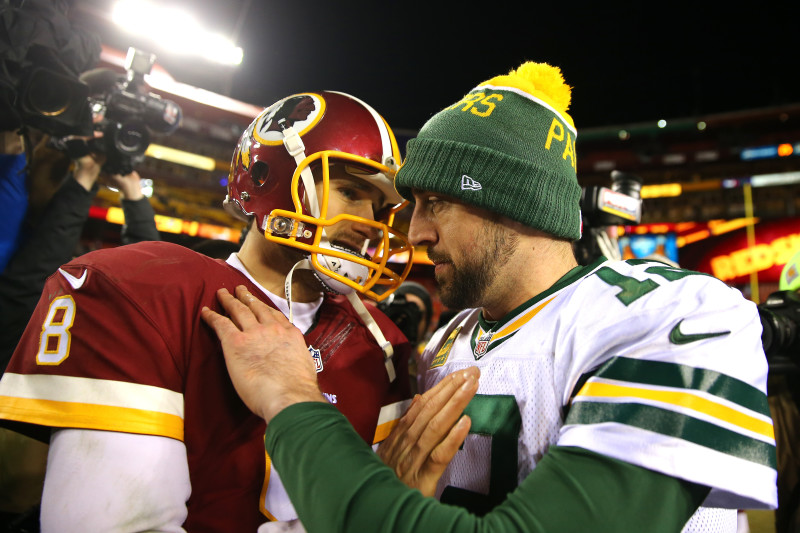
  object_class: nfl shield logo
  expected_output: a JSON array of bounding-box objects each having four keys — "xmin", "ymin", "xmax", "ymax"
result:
[
  {"xmin": 308, "ymin": 345, "xmax": 323, "ymax": 373},
  {"xmin": 474, "ymin": 332, "xmax": 492, "ymax": 360}
]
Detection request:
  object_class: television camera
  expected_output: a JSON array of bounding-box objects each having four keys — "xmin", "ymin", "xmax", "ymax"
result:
[
  {"xmin": 81, "ymin": 48, "xmax": 183, "ymax": 175},
  {"xmin": 378, "ymin": 291, "xmax": 425, "ymax": 345},
  {"xmin": 574, "ymin": 170, "xmax": 643, "ymax": 266},
  {"xmin": 0, "ymin": 0, "xmax": 99, "ymax": 137},
  {"xmin": 1, "ymin": 0, "xmax": 181, "ymax": 175},
  {"xmin": 759, "ymin": 290, "xmax": 800, "ymax": 374}
]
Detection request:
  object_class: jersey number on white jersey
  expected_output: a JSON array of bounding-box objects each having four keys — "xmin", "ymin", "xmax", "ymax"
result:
[{"xmin": 441, "ymin": 395, "xmax": 520, "ymax": 515}]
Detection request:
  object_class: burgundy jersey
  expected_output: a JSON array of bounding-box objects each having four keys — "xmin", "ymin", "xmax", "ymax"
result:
[{"xmin": 0, "ymin": 241, "xmax": 411, "ymax": 532}]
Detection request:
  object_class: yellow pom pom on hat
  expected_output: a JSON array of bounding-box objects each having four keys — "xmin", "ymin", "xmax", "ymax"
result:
[
  {"xmin": 478, "ymin": 61, "xmax": 575, "ymax": 129},
  {"xmin": 396, "ymin": 61, "xmax": 582, "ymax": 240}
]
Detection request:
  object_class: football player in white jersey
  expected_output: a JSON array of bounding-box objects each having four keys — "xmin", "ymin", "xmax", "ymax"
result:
[{"xmin": 204, "ymin": 61, "xmax": 777, "ymax": 532}]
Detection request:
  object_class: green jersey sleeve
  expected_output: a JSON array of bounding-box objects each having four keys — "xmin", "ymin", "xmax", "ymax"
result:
[{"xmin": 265, "ymin": 402, "xmax": 708, "ymax": 533}]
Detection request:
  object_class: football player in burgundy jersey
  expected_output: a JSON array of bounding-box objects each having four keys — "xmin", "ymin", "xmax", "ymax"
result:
[{"xmin": 0, "ymin": 91, "xmax": 415, "ymax": 532}]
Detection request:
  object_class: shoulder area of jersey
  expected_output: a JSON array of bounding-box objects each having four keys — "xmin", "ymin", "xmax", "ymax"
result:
[
  {"xmin": 63, "ymin": 241, "xmax": 232, "ymax": 275},
  {"xmin": 578, "ymin": 258, "xmax": 751, "ymax": 307},
  {"xmin": 611, "ymin": 258, "xmax": 726, "ymax": 286}
]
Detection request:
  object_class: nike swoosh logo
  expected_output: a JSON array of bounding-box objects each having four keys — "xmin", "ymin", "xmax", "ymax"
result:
[
  {"xmin": 59, "ymin": 268, "xmax": 88, "ymax": 290},
  {"xmin": 669, "ymin": 319, "xmax": 730, "ymax": 345}
]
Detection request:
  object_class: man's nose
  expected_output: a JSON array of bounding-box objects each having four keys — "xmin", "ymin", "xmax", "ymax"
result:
[
  {"xmin": 350, "ymin": 217, "xmax": 382, "ymax": 242},
  {"xmin": 408, "ymin": 203, "xmax": 435, "ymax": 247}
]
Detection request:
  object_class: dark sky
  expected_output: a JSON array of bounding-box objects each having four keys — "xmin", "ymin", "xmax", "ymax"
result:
[{"xmin": 81, "ymin": 1, "xmax": 800, "ymax": 132}]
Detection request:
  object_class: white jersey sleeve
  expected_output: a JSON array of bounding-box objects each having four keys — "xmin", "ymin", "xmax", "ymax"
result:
[
  {"xmin": 557, "ymin": 259, "xmax": 776, "ymax": 509},
  {"xmin": 41, "ymin": 429, "xmax": 190, "ymax": 533}
]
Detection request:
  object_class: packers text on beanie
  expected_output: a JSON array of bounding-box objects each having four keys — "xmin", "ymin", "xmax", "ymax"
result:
[{"xmin": 395, "ymin": 62, "xmax": 582, "ymax": 240}]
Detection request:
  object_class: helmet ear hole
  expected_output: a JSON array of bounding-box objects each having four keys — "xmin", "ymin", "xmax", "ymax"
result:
[
  {"xmin": 251, "ymin": 161, "xmax": 270, "ymax": 187},
  {"xmin": 374, "ymin": 204, "xmax": 392, "ymax": 222}
]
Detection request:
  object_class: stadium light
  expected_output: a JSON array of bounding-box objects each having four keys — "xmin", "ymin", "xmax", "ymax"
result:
[
  {"xmin": 144, "ymin": 143, "xmax": 219, "ymax": 171},
  {"xmin": 111, "ymin": 1, "xmax": 243, "ymax": 66}
]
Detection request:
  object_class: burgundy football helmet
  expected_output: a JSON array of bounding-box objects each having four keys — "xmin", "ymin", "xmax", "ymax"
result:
[{"xmin": 224, "ymin": 91, "xmax": 413, "ymax": 300}]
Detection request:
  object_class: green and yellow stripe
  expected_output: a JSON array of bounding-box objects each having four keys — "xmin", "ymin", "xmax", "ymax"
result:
[{"xmin": 567, "ymin": 357, "xmax": 775, "ymax": 468}]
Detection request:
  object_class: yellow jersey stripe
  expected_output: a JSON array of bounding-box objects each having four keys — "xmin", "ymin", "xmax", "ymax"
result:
[
  {"xmin": 492, "ymin": 297, "xmax": 556, "ymax": 341},
  {"xmin": 373, "ymin": 399, "xmax": 412, "ymax": 444},
  {"xmin": 0, "ymin": 395, "xmax": 184, "ymax": 441},
  {"xmin": 261, "ymin": 448, "xmax": 278, "ymax": 520},
  {"xmin": 577, "ymin": 381, "xmax": 774, "ymax": 440},
  {"xmin": 373, "ymin": 418, "xmax": 400, "ymax": 444}
]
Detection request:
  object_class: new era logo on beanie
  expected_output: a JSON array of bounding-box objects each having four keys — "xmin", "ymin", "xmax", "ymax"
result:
[
  {"xmin": 461, "ymin": 175, "xmax": 482, "ymax": 191},
  {"xmin": 395, "ymin": 62, "xmax": 582, "ymax": 241}
]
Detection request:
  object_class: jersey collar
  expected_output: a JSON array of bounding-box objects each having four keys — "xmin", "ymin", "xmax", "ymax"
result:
[{"xmin": 470, "ymin": 256, "xmax": 607, "ymax": 357}]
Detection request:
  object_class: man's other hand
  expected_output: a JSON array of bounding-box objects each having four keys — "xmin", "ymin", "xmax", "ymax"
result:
[{"xmin": 378, "ymin": 367, "xmax": 478, "ymax": 496}]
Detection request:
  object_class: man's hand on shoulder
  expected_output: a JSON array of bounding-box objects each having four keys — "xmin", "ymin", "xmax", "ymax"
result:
[{"xmin": 201, "ymin": 286, "xmax": 326, "ymax": 423}]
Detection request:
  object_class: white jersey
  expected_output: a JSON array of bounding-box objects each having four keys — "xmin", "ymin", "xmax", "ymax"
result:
[{"xmin": 419, "ymin": 258, "xmax": 777, "ymax": 532}]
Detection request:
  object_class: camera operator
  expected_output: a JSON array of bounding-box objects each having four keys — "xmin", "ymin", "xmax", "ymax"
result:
[
  {"xmin": 760, "ymin": 250, "xmax": 800, "ymax": 533},
  {"xmin": 379, "ymin": 281, "xmax": 434, "ymax": 346},
  {"xmin": 1, "ymin": 0, "xmax": 101, "ymax": 263},
  {"xmin": 0, "ymin": 135, "xmax": 161, "ymax": 531},
  {"xmin": 375, "ymin": 281, "xmax": 434, "ymax": 394},
  {"xmin": 0, "ymin": 133, "xmax": 161, "ymax": 373}
]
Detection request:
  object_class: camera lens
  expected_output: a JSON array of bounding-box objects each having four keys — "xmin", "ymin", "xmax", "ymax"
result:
[
  {"xmin": 110, "ymin": 121, "xmax": 150, "ymax": 156},
  {"xmin": 22, "ymin": 69, "xmax": 81, "ymax": 116},
  {"xmin": 760, "ymin": 309, "xmax": 784, "ymax": 357},
  {"xmin": 759, "ymin": 291, "xmax": 800, "ymax": 363},
  {"xmin": 25, "ymin": 83, "xmax": 70, "ymax": 116},
  {"xmin": 610, "ymin": 170, "xmax": 643, "ymax": 200}
]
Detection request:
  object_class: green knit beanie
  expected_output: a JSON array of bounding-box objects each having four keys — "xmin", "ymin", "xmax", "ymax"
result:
[{"xmin": 395, "ymin": 62, "xmax": 582, "ymax": 240}]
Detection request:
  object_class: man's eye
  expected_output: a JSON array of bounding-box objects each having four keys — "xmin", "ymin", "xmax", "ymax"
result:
[
  {"xmin": 426, "ymin": 196, "xmax": 444, "ymax": 211},
  {"xmin": 337, "ymin": 187, "xmax": 358, "ymax": 200}
]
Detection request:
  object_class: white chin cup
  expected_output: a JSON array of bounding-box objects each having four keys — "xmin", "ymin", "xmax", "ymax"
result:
[{"xmin": 312, "ymin": 242, "xmax": 370, "ymax": 294}]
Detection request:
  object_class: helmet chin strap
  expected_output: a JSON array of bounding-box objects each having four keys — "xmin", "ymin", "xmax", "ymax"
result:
[
  {"xmin": 283, "ymin": 258, "xmax": 314, "ymax": 324},
  {"xmin": 280, "ymin": 122, "xmax": 395, "ymax": 381},
  {"xmin": 346, "ymin": 291, "xmax": 396, "ymax": 382},
  {"xmin": 280, "ymin": 120, "xmax": 320, "ymax": 218},
  {"xmin": 282, "ymin": 258, "xmax": 396, "ymax": 383}
]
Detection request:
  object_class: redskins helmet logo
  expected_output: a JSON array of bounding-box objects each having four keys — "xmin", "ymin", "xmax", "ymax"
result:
[
  {"xmin": 239, "ymin": 120, "xmax": 255, "ymax": 170},
  {"xmin": 252, "ymin": 93, "xmax": 326, "ymax": 145}
]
